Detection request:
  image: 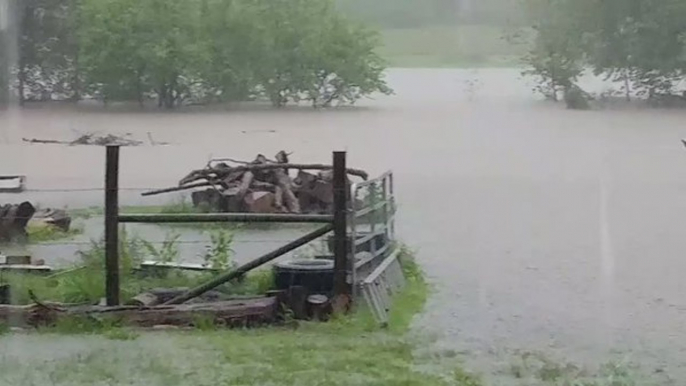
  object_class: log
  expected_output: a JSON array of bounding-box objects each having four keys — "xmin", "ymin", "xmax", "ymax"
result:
[
  {"xmin": 271, "ymin": 151, "xmax": 300, "ymax": 213},
  {"xmin": 0, "ymin": 297, "xmax": 278, "ymax": 328},
  {"xmin": 221, "ymin": 187, "xmax": 243, "ymax": 212},
  {"xmin": 143, "ymin": 181, "xmax": 214, "ymax": 197},
  {"xmin": 127, "ymin": 288, "xmax": 229, "ymax": 307},
  {"xmin": 236, "ymin": 171, "xmax": 254, "ymax": 201},
  {"xmin": 30, "ymin": 208, "xmax": 72, "ymax": 232},
  {"xmin": 274, "ymin": 169, "xmax": 300, "ymax": 213},
  {"xmin": 311, "ymin": 180, "xmax": 334, "ymax": 205},
  {"xmin": 274, "ymin": 186, "xmax": 285, "ymax": 212},
  {"xmin": 244, "ymin": 191, "xmax": 275, "ymax": 213},
  {"xmin": 191, "ymin": 189, "xmax": 226, "ymax": 212},
  {"xmin": 216, "ymin": 163, "xmax": 367, "ymax": 180},
  {"xmin": 293, "ymin": 171, "xmax": 318, "ymax": 190}
]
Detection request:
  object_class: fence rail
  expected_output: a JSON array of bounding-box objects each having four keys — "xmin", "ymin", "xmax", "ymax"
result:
[{"xmin": 349, "ymin": 170, "xmax": 404, "ymax": 324}]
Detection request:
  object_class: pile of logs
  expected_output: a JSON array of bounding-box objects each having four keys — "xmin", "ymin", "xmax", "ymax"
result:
[
  {"xmin": 143, "ymin": 151, "xmax": 368, "ymax": 214},
  {"xmin": 0, "ymin": 202, "xmax": 72, "ymax": 242}
]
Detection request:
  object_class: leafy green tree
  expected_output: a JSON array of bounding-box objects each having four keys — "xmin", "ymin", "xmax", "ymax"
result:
[
  {"xmin": 521, "ymin": 0, "xmax": 585, "ymax": 101},
  {"xmin": 13, "ymin": 0, "xmax": 391, "ymax": 108},
  {"xmin": 524, "ymin": 0, "xmax": 686, "ymax": 105},
  {"xmin": 16, "ymin": 0, "xmax": 79, "ymax": 102},
  {"xmin": 77, "ymin": 0, "xmax": 148, "ymax": 103},
  {"xmin": 252, "ymin": 0, "xmax": 391, "ymax": 107}
]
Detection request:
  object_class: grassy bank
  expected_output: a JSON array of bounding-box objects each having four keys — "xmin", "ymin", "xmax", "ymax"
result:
[
  {"xmin": 0, "ymin": 248, "xmax": 486, "ymax": 386},
  {"xmin": 379, "ymin": 25, "xmax": 530, "ymax": 68}
]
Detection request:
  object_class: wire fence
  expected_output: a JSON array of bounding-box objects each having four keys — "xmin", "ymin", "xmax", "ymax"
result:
[{"xmin": 3, "ymin": 184, "xmax": 329, "ymax": 260}]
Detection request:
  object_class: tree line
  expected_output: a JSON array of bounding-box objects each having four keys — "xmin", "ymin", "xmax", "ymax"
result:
[
  {"xmin": 0, "ymin": 0, "xmax": 391, "ymax": 108},
  {"xmin": 523, "ymin": 0, "xmax": 686, "ymax": 106}
]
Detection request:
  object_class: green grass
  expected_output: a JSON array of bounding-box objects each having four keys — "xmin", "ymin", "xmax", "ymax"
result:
[
  {"xmin": 0, "ymin": 230, "xmax": 273, "ymax": 306},
  {"xmin": 2, "ymin": 247, "xmax": 485, "ymax": 386},
  {"xmin": 26, "ymin": 222, "xmax": 84, "ymax": 243},
  {"xmin": 379, "ymin": 25, "xmax": 531, "ymax": 68},
  {"xmin": 0, "ymin": 247, "xmax": 653, "ymax": 386}
]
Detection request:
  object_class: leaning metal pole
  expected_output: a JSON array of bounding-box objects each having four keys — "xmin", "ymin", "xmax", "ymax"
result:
[{"xmin": 164, "ymin": 224, "xmax": 334, "ymax": 305}]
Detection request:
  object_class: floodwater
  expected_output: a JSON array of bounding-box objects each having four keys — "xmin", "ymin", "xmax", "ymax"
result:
[
  {"xmin": 3, "ymin": 68, "xmax": 686, "ymax": 382},
  {"xmin": 1, "ymin": 216, "xmax": 320, "ymax": 269}
]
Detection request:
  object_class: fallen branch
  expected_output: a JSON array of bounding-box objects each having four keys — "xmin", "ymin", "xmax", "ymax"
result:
[
  {"xmin": 141, "ymin": 181, "xmax": 214, "ymax": 197},
  {"xmin": 22, "ymin": 138, "xmax": 63, "ymax": 144},
  {"xmin": 217, "ymin": 163, "xmax": 368, "ymax": 180}
]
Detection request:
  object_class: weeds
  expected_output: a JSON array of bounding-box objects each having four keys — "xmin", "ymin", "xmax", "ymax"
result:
[
  {"xmin": 26, "ymin": 222, "xmax": 84, "ymax": 243},
  {"xmin": 504, "ymin": 351, "xmax": 652, "ymax": 386},
  {"xmin": 142, "ymin": 231, "xmax": 181, "ymax": 264},
  {"xmin": 203, "ymin": 229, "xmax": 235, "ymax": 270},
  {"xmin": 191, "ymin": 314, "xmax": 218, "ymax": 331},
  {"xmin": 103, "ymin": 328, "xmax": 140, "ymax": 341},
  {"xmin": 0, "ymin": 226, "xmax": 266, "ymax": 307}
]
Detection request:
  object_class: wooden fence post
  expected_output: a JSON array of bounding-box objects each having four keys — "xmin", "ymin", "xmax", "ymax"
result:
[
  {"xmin": 105, "ymin": 145, "xmax": 120, "ymax": 306},
  {"xmin": 332, "ymin": 151, "xmax": 351, "ymax": 299}
]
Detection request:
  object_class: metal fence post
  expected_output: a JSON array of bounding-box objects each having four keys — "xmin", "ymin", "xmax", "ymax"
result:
[
  {"xmin": 332, "ymin": 151, "xmax": 350, "ymax": 297},
  {"xmin": 105, "ymin": 145, "xmax": 120, "ymax": 306}
]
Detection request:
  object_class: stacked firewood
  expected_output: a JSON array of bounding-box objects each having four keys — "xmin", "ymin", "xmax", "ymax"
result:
[{"xmin": 143, "ymin": 151, "xmax": 367, "ymax": 214}]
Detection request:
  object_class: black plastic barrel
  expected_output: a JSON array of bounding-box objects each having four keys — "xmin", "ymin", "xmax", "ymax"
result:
[{"xmin": 273, "ymin": 259, "xmax": 334, "ymax": 295}]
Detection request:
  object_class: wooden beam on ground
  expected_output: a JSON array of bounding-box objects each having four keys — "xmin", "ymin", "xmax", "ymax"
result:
[{"xmin": 0, "ymin": 297, "xmax": 277, "ymax": 328}]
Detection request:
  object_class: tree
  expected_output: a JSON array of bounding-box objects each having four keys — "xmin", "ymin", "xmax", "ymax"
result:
[
  {"xmin": 524, "ymin": 0, "xmax": 686, "ymax": 105},
  {"xmin": 17, "ymin": 0, "xmax": 79, "ymax": 103},
  {"xmin": 521, "ymin": 0, "xmax": 586, "ymax": 102},
  {"xmin": 12, "ymin": 0, "xmax": 392, "ymax": 108}
]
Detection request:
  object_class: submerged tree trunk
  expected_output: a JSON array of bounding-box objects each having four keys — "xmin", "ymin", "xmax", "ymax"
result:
[{"xmin": 623, "ymin": 70, "xmax": 631, "ymax": 102}]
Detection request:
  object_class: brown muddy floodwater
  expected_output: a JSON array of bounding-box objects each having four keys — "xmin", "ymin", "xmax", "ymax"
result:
[{"xmin": 3, "ymin": 68, "xmax": 686, "ymax": 383}]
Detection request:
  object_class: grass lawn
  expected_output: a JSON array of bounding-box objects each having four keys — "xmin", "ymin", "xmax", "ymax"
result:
[
  {"xmin": 0, "ymin": 248, "xmax": 654, "ymax": 385},
  {"xmin": 379, "ymin": 25, "xmax": 531, "ymax": 68},
  {"xmin": 25, "ymin": 222, "xmax": 84, "ymax": 243},
  {"xmin": 0, "ymin": 250, "xmax": 483, "ymax": 386}
]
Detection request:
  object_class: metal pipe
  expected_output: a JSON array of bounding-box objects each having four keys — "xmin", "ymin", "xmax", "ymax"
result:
[
  {"xmin": 105, "ymin": 146, "xmax": 120, "ymax": 306},
  {"xmin": 119, "ymin": 213, "xmax": 333, "ymax": 224},
  {"xmin": 164, "ymin": 224, "xmax": 334, "ymax": 305}
]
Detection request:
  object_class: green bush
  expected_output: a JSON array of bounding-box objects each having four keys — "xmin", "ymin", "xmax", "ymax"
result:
[{"xmin": 11, "ymin": 0, "xmax": 392, "ymax": 107}]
